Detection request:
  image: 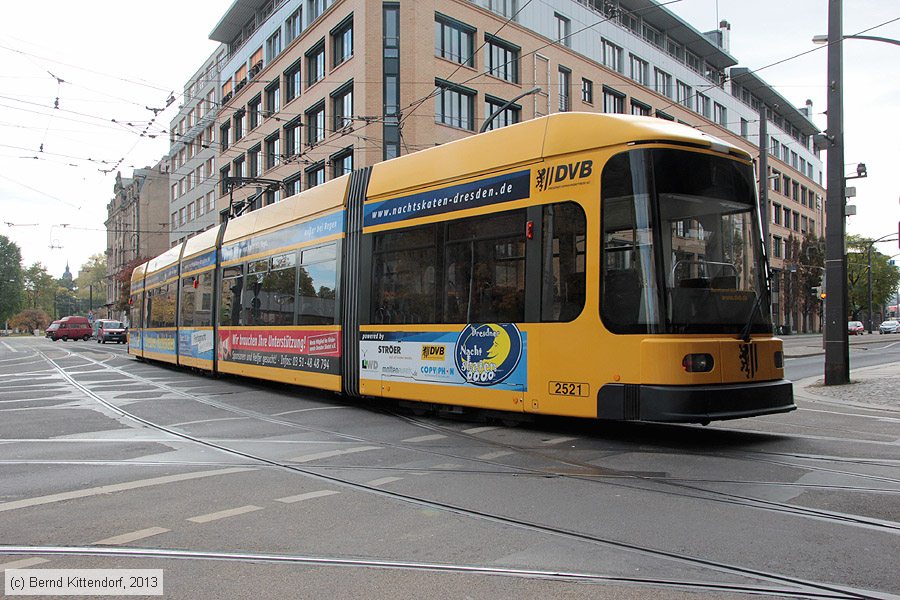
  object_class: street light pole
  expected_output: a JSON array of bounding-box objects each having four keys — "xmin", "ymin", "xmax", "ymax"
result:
[{"xmin": 824, "ymin": 0, "xmax": 849, "ymax": 384}]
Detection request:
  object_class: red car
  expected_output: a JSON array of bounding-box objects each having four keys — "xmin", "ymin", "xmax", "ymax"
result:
[
  {"xmin": 848, "ymin": 321, "xmax": 864, "ymax": 335},
  {"xmin": 46, "ymin": 315, "xmax": 92, "ymax": 341}
]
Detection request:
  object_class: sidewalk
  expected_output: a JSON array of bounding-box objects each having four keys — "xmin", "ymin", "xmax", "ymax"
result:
[
  {"xmin": 793, "ymin": 361, "xmax": 900, "ymax": 411},
  {"xmin": 780, "ymin": 332, "xmax": 900, "ymax": 358}
]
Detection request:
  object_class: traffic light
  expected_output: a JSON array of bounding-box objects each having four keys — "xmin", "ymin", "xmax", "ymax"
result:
[{"xmin": 813, "ymin": 286, "xmax": 826, "ymax": 300}]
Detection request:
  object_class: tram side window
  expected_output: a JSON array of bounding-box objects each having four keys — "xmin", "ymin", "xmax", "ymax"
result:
[
  {"xmin": 243, "ymin": 254, "xmax": 297, "ymax": 326},
  {"xmin": 180, "ymin": 272, "xmax": 214, "ymax": 328},
  {"xmin": 444, "ymin": 210, "xmax": 526, "ymax": 323},
  {"xmin": 130, "ymin": 294, "xmax": 143, "ymax": 328},
  {"xmin": 541, "ymin": 202, "xmax": 586, "ymax": 322},
  {"xmin": 298, "ymin": 244, "xmax": 337, "ymax": 325},
  {"xmin": 149, "ymin": 284, "xmax": 176, "ymax": 329},
  {"xmin": 220, "ymin": 266, "xmax": 244, "ymax": 326},
  {"xmin": 372, "ymin": 225, "xmax": 437, "ymax": 324}
]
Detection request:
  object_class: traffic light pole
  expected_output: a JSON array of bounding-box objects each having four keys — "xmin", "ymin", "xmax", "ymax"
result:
[{"xmin": 824, "ymin": 0, "xmax": 850, "ymax": 385}]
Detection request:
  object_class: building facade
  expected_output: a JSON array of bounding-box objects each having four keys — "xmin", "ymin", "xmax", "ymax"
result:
[
  {"xmin": 168, "ymin": 47, "xmax": 226, "ymax": 247},
  {"xmin": 105, "ymin": 161, "xmax": 170, "ymax": 320},
  {"xmin": 201, "ymin": 0, "xmax": 824, "ymax": 331}
]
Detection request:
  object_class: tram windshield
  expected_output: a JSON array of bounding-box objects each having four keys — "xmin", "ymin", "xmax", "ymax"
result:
[{"xmin": 601, "ymin": 148, "xmax": 772, "ymax": 335}]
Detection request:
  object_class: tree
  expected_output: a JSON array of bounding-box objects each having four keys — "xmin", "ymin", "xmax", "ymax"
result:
[
  {"xmin": 847, "ymin": 235, "xmax": 900, "ymax": 320},
  {"xmin": 75, "ymin": 253, "xmax": 108, "ymax": 309},
  {"xmin": 798, "ymin": 233, "xmax": 825, "ymax": 332},
  {"xmin": 0, "ymin": 235, "xmax": 24, "ymax": 326},
  {"xmin": 9, "ymin": 308, "xmax": 51, "ymax": 333},
  {"xmin": 23, "ymin": 263, "xmax": 57, "ymax": 317},
  {"xmin": 114, "ymin": 256, "xmax": 145, "ymax": 312}
]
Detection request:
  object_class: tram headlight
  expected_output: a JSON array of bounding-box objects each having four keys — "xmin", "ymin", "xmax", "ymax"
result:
[{"xmin": 682, "ymin": 353, "xmax": 714, "ymax": 373}]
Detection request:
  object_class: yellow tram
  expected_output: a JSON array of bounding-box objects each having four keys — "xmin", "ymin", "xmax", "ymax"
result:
[{"xmin": 130, "ymin": 113, "xmax": 794, "ymax": 423}]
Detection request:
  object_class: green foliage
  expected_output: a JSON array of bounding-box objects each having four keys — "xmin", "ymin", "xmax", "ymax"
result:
[
  {"xmin": 23, "ymin": 263, "xmax": 57, "ymax": 317},
  {"xmin": 0, "ymin": 235, "xmax": 24, "ymax": 324},
  {"xmin": 75, "ymin": 253, "xmax": 107, "ymax": 301},
  {"xmin": 847, "ymin": 235, "xmax": 900, "ymax": 319}
]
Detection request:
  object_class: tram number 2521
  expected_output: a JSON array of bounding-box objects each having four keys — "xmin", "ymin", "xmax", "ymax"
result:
[{"xmin": 549, "ymin": 381, "xmax": 590, "ymax": 397}]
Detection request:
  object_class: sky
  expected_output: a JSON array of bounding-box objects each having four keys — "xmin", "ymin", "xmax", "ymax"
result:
[{"xmin": 1, "ymin": 1, "xmax": 898, "ymax": 282}]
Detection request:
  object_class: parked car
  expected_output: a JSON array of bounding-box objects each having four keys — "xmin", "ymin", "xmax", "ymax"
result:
[
  {"xmin": 879, "ymin": 320, "xmax": 900, "ymax": 334},
  {"xmin": 45, "ymin": 320, "xmax": 62, "ymax": 338},
  {"xmin": 96, "ymin": 320, "xmax": 127, "ymax": 344},
  {"xmin": 847, "ymin": 321, "xmax": 865, "ymax": 336},
  {"xmin": 46, "ymin": 315, "xmax": 92, "ymax": 341}
]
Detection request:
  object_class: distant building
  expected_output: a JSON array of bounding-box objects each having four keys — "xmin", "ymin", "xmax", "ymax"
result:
[
  {"xmin": 168, "ymin": 47, "xmax": 226, "ymax": 247},
  {"xmin": 105, "ymin": 160, "xmax": 170, "ymax": 319},
  {"xmin": 170, "ymin": 0, "xmax": 823, "ymax": 331}
]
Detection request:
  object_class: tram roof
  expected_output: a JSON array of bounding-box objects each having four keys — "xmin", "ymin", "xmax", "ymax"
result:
[
  {"xmin": 222, "ymin": 174, "xmax": 349, "ymax": 246},
  {"xmin": 130, "ymin": 261, "xmax": 147, "ymax": 283},
  {"xmin": 182, "ymin": 225, "xmax": 222, "ymax": 260},
  {"xmin": 367, "ymin": 112, "xmax": 746, "ymax": 199},
  {"xmin": 145, "ymin": 242, "xmax": 184, "ymax": 276}
]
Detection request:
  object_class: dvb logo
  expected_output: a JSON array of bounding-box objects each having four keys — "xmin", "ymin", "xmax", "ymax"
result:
[{"xmin": 536, "ymin": 161, "xmax": 593, "ymax": 191}]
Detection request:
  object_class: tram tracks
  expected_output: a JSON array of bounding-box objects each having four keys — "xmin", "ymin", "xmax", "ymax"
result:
[
  {"xmin": 2, "ymin": 347, "xmax": 892, "ymax": 599},
  {"xmin": 38, "ymin": 347, "xmax": 900, "ymax": 535}
]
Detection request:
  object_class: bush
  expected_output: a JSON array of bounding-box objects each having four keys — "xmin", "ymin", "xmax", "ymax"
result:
[{"xmin": 9, "ymin": 309, "xmax": 52, "ymax": 333}]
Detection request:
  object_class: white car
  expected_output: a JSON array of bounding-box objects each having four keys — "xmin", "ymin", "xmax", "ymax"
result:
[{"xmin": 879, "ymin": 320, "xmax": 900, "ymax": 334}]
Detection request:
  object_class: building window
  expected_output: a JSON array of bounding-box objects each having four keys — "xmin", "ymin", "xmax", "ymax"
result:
[
  {"xmin": 555, "ymin": 13, "xmax": 570, "ymax": 47},
  {"xmin": 602, "ymin": 40, "xmax": 623, "ymax": 73},
  {"xmin": 308, "ymin": 0, "xmax": 325, "ymax": 22},
  {"xmin": 383, "ymin": 3, "xmax": 400, "ymax": 160},
  {"xmin": 654, "ymin": 68, "xmax": 672, "ymax": 98},
  {"xmin": 629, "ymin": 54, "xmax": 648, "ymax": 86},
  {"xmin": 171, "ymin": 183, "xmax": 178, "ymax": 201},
  {"xmin": 220, "ymin": 122, "xmax": 230, "ymax": 150},
  {"xmin": 435, "ymin": 79, "xmax": 475, "ymax": 130},
  {"xmin": 741, "ymin": 118, "xmax": 749, "ymax": 139},
  {"xmin": 558, "ymin": 66, "xmax": 571, "ymax": 112},
  {"xmin": 332, "ymin": 15, "xmax": 353, "ymax": 67},
  {"xmin": 330, "ymin": 147, "xmax": 353, "ymax": 177},
  {"xmin": 773, "ymin": 236, "xmax": 782, "ymax": 258},
  {"xmin": 655, "ymin": 110, "xmax": 674, "ymax": 121},
  {"xmin": 265, "ymin": 132, "xmax": 280, "ymax": 170},
  {"xmin": 187, "ymin": 202, "xmax": 194, "ymax": 222},
  {"xmin": 232, "ymin": 156, "xmax": 245, "ymax": 179},
  {"xmin": 489, "ymin": 0, "xmax": 518, "ymax": 18},
  {"xmin": 793, "ymin": 211, "xmax": 800, "ymax": 231},
  {"xmin": 171, "ymin": 212, "xmax": 177, "ymax": 230},
  {"xmin": 219, "ymin": 165, "xmax": 230, "ymax": 196},
  {"xmin": 179, "ymin": 207, "xmax": 186, "ymax": 226},
  {"xmin": 773, "ymin": 203, "xmax": 781, "ymax": 224},
  {"xmin": 285, "ymin": 7, "xmax": 302, "ymax": 45},
  {"xmin": 435, "ymin": 14, "xmax": 474, "ymax": 67},
  {"xmin": 697, "ymin": 93, "xmax": 711, "ymax": 118},
  {"xmin": 676, "ymin": 81, "xmax": 692, "ymax": 110},
  {"xmin": 783, "ymin": 207, "xmax": 791, "ymax": 226},
  {"xmin": 284, "ymin": 118, "xmax": 302, "ymax": 156},
  {"xmin": 581, "ymin": 78, "xmax": 593, "ymax": 104},
  {"xmin": 713, "ymin": 102, "xmax": 727, "ymax": 126},
  {"xmin": 233, "ymin": 110, "xmax": 245, "ymax": 141},
  {"xmin": 306, "ymin": 161, "xmax": 326, "ymax": 188},
  {"xmin": 285, "ymin": 60, "xmax": 302, "ymax": 103},
  {"xmin": 630, "ymin": 99, "xmax": 650, "ymax": 116},
  {"xmin": 771, "ymin": 138, "xmax": 780, "ymax": 156},
  {"xmin": 207, "ymin": 191, "xmax": 215, "ymax": 214},
  {"xmin": 602, "ymin": 86, "xmax": 624, "ymax": 114},
  {"xmin": 266, "ymin": 30, "xmax": 282, "ymax": 62},
  {"xmin": 265, "ymin": 82, "xmax": 280, "ymax": 117},
  {"xmin": 307, "ymin": 40, "xmax": 326, "ymax": 87},
  {"xmin": 484, "ymin": 95, "xmax": 520, "ymax": 131},
  {"xmin": 248, "ymin": 145, "xmax": 261, "ymax": 178},
  {"xmin": 485, "ymin": 35, "xmax": 519, "ymax": 83},
  {"xmin": 306, "ymin": 102, "xmax": 326, "ymax": 145},
  {"xmin": 331, "ymin": 81, "xmax": 353, "ymax": 131},
  {"xmin": 285, "ymin": 174, "xmax": 301, "ymax": 197},
  {"xmin": 248, "ymin": 95, "xmax": 262, "ymax": 130}
]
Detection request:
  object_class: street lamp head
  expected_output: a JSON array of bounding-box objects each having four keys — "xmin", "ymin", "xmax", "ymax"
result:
[
  {"xmin": 856, "ymin": 162, "xmax": 867, "ymax": 177},
  {"xmin": 812, "ymin": 34, "xmax": 829, "ymax": 45}
]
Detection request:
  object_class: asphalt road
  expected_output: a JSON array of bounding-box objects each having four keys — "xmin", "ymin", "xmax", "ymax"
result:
[{"xmin": 1, "ymin": 336, "xmax": 898, "ymax": 599}]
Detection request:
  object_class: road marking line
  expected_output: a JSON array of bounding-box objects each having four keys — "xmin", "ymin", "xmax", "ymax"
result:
[
  {"xmin": 1, "ymin": 342, "xmax": 18, "ymax": 353},
  {"xmin": 431, "ymin": 463, "xmax": 463, "ymax": 470},
  {"xmin": 461, "ymin": 426, "xmax": 498, "ymax": 434},
  {"xmin": 0, "ymin": 558, "xmax": 49, "ymax": 571},
  {"xmin": 93, "ymin": 527, "xmax": 170, "ymax": 545},
  {"xmin": 478, "ymin": 451, "xmax": 514, "ymax": 460},
  {"xmin": 188, "ymin": 505, "xmax": 264, "ymax": 523},
  {"xmin": 365, "ymin": 476, "xmax": 403, "ymax": 487},
  {"xmin": 401, "ymin": 434, "xmax": 446, "ymax": 443},
  {"xmin": 0, "ymin": 467, "xmax": 255, "ymax": 514},
  {"xmin": 542, "ymin": 437, "xmax": 577, "ymax": 445},
  {"xmin": 275, "ymin": 490, "xmax": 340, "ymax": 504},
  {"xmin": 289, "ymin": 446, "xmax": 381, "ymax": 463}
]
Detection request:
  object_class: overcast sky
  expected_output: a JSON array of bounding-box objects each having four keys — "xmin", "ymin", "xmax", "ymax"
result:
[{"xmin": 1, "ymin": 1, "xmax": 898, "ymax": 281}]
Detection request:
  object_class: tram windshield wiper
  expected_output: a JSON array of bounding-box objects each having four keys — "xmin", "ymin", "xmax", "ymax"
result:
[{"xmin": 738, "ymin": 291, "xmax": 763, "ymax": 343}]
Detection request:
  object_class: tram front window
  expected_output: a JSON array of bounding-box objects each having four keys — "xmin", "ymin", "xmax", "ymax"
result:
[{"xmin": 601, "ymin": 148, "xmax": 771, "ymax": 335}]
